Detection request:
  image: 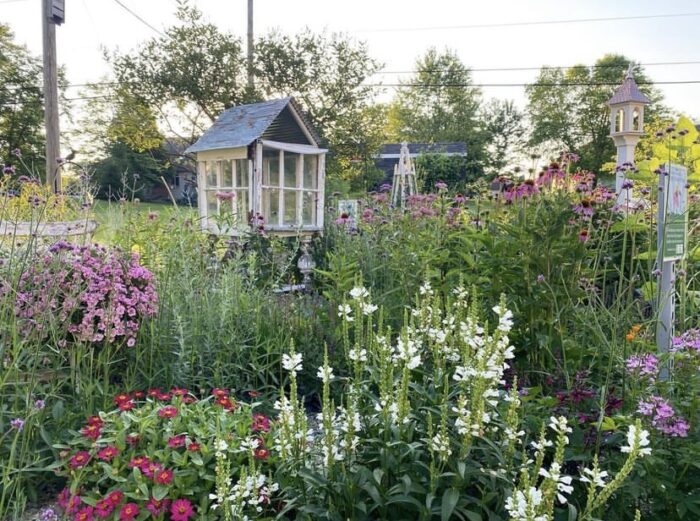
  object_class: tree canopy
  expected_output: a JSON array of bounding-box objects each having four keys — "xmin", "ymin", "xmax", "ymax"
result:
[{"xmin": 0, "ymin": 24, "xmax": 45, "ymax": 171}]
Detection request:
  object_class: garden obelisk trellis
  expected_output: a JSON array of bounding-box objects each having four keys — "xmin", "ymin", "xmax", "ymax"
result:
[{"xmin": 391, "ymin": 143, "xmax": 418, "ymax": 208}]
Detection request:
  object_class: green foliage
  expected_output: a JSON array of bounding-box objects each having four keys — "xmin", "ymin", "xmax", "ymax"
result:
[
  {"xmin": 415, "ymin": 153, "xmax": 472, "ymax": 191},
  {"xmin": 0, "ymin": 24, "xmax": 45, "ymax": 170},
  {"xmin": 386, "ymin": 48, "xmax": 488, "ymax": 177}
]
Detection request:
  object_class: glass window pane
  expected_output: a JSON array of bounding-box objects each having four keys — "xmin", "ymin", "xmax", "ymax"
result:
[
  {"xmin": 206, "ymin": 190, "xmax": 218, "ymax": 216},
  {"xmin": 236, "ymin": 190, "xmax": 249, "ymax": 224},
  {"xmin": 284, "ymin": 153, "xmax": 299, "ymax": 188},
  {"xmin": 235, "ymin": 159, "xmax": 249, "ymax": 187},
  {"xmin": 221, "ymin": 160, "xmax": 233, "ymax": 187},
  {"xmin": 303, "ymin": 191, "xmax": 317, "ymax": 225},
  {"xmin": 206, "ymin": 162, "xmax": 218, "ymax": 187},
  {"xmin": 303, "ymin": 155, "xmax": 317, "ymax": 189},
  {"xmin": 263, "ymin": 149, "xmax": 279, "ymax": 186},
  {"xmin": 263, "ymin": 188, "xmax": 279, "ymax": 225},
  {"xmin": 283, "ymin": 190, "xmax": 297, "ymax": 226}
]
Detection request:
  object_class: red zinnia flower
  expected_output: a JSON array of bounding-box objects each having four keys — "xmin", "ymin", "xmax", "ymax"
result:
[
  {"xmin": 87, "ymin": 416, "xmax": 103, "ymax": 427},
  {"xmin": 158, "ymin": 406, "xmax": 178, "ymax": 419},
  {"xmin": 155, "ymin": 468, "xmax": 174, "ymax": 485},
  {"xmin": 126, "ymin": 434, "xmax": 140, "ymax": 447},
  {"xmin": 118, "ymin": 400, "xmax": 135, "ymax": 411},
  {"xmin": 140, "ymin": 460, "xmax": 163, "ymax": 479},
  {"xmin": 75, "ymin": 506, "xmax": 94, "ymax": 521},
  {"xmin": 113, "ymin": 393, "xmax": 131, "ymax": 405},
  {"xmin": 167, "ymin": 435, "xmax": 186, "ymax": 448},
  {"xmin": 156, "ymin": 392, "xmax": 172, "ymax": 401},
  {"xmin": 145, "ymin": 498, "xmax": 171, "ymax": 516},
  {"xmin": 97, "ymin": 446, "xmax": 119, "ymax": 461},
  {"xmin": 252, "ymin": 413, "xmax": 271, "ymax": 432},
  {"xmin": 171, "ymin": 387, "xmax": 188, "ymax": 396},
  {"xmin": 186, "ymin": 442, "xmax": 201, "ymax": 452},
  {"xmin": 128, "ymin": 456, "xmax": 148, "ymax": 469},
  {"xmin": 119, "ymin": 503, "xmax": 139, "ymax": 521},
  {"xmin": 211, "ymin": 388, "xmax": 229, "ymax": 398},
  {"xmin": 66, "ymin": 494, "xmax": 82, "ymax": 514},
  {"xmin": 131, "ymin": 390, "xmax": 145, "ymax": 399},
  {"xmin": 57, "ymin": 488, "xmax": 71, "ymax": 509},
  {"xmin": 170, "ymin": 499, "xmax": 195, "ymax": 521},
  {"xmin": 107, "ymin": 490, "xmax": 124, "ymax": 506},
  {"xmin": 95, "ymin": 498, "xmax": 114, "ymax": 518},
  {"xmin": 147, "ymin": 388, "xmax": 161, "ymax": 398},
  {"xmin": 69, "ymin": 451, "xmax": 91, "ymax": 469},
  {"xmin": 248, "ymin": 390, "xmax": 261, "ymax": 398},
  {"xmin": 254, "ymin": 447, "xmax": 270, "ymax": 460},
  {"xmin": 182, "ymin": 395, "xmax": 197, "ymax": 404},
  {"xmin": 215, "ymin": 397, "xmax": 237, "ymax": 411},
  {"xmin": 80, "ymin": 424, "xmax": 101, "ymax": 440}
]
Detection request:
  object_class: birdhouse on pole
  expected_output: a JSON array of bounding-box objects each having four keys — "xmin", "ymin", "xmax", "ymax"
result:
[{"xmin": 608, "ymin": 64, "xmax": 650, "ymax": 204}]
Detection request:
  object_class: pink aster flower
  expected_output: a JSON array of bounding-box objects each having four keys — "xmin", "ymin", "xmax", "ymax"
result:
[
  {"xmin": 154, "ymin": 468, "xmax": 174, "ymax": 485},
  {"xmin": 140, "ymin": 460, "xmax": 163, "ymax": 479},
  {"xmin": 170, "ymin": 499, "xmax": 195, "ymax": 521},
  {"xmin": 69, "ymin": 451, "xmax": 91, "ymax": 469},
  {"xmin": 158, "ymin": 406, "xmax": 178, "ymax": 419},
  {"xmin": 625, "ymin": 354, "xmax": 658, "ymax": 377},
  {"xmin": 74, "ymin": 506, "xmax": 94, "ymax": 521},
  {"xmin": 118, "ymin": 503, "xmax": 139, "ymax": 521},
  {"xmin": 106, "ymin": 490, "xmax": 124, "ymax": 507},
  {"xmin": 167, "ymin": 435, "xmax": 186, "ymax": 449},
  {"xmin": 94, "ymin": 499, "xmax": 114, "ymax": 518},
  {"xmin": 97, "ymin": 446, "xmax": 119, "ymax": 462},
  {"xmin": 252, "ymin": 414, "xmax": 271, "ymax": 433},
  {"xmin": 145, "ymin": 498, "xmax": 171, "ymax": 516}
]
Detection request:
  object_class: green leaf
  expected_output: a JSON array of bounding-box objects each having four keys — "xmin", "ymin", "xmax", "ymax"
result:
[
  {"xmin": 568, "ymin": 503, "xmax": 578, "ymax": 521},
  {"xmin": 153, "ymin": 485, "xmax": 169, "ymax": 501},
  {"xmin": 441, "ymin": 488, "xmax": 460, "ymax": 521},
  {"xmin": 600, "ymin": 416, "xmax": 616, "ymax": 431}
]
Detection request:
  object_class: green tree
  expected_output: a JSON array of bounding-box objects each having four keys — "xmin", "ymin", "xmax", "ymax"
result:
[
  {"xmin": 481, "ymin": 99, "xmax": 526, "ymax": 176},
  {"xmin": 386, "ymin": 48, "xmax": 486, "ymax": 178},
  {"xmin": 0, "ymin": 24, "xmax": 44, "ymax": 170},
  {"xmin": 254, "ymin": 29, "xmax": 384, "ymax": 179},
  {"xmin": 110, "ymin": 0, "xmax": 247, "ymax": 135},
  {"xmin": 526, "ymin": 54, "xmax": 664, "ymax": 172}
]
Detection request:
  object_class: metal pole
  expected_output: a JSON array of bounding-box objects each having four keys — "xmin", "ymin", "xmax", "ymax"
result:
[
  {"xmin": 656, "ymin": 166, "xmax": 673, "ymax": 380},
  {"xmin": 247, "ymin": 0, "xmax": 254, "ymax": 92},
  {"xmin": 42, "ymin": 0, "xmax": 61, "ymax": 192}
]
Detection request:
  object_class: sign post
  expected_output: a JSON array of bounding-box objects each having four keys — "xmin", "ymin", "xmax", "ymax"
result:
[{"xmin": 656, "ymin": 163, "xmax": 688, "ymax": 378}]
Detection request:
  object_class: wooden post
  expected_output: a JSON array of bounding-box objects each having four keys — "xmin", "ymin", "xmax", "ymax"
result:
[
  {"xmin": 42, "ymin": 0, "xmax": 61, "ymax": 192},
  {"xmin": 247, "ymin": 0, "xmax": 254, "ymax": 92}
]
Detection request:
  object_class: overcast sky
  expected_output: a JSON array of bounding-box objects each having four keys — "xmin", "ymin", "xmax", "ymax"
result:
[{"xmin": 2, "ymin": 0, "xmax": 699, "ymax": 120}]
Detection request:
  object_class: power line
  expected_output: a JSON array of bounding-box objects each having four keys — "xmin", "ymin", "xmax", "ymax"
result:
[
  {"xmin": 364, "ymin": 80, "xmax": 700, "ymax": 88},
  {"xmin": 355, "ymin": 12, "xmax": 700, "ymax": 33},
  {"xmin": 374, "ymin": 60, "xmax": 700, "ymax": 75},
  {"xmin": 111, "ymin": 0, "xmax": 164, "ymax": 36}
]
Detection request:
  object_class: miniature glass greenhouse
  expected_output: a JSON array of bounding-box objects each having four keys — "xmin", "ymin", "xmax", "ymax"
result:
[{"xmin": 186, "ymin": 97, "xmax": 326, "ymax": 236}]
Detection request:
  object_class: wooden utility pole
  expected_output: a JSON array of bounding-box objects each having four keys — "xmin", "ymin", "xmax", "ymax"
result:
[
  {"xmin": 247, "ymin": 0, "xmax": 254, "ymax": 92},
  {"xmin": 42, "ymin": 0, "xmax": 63, "ymax": 192}
]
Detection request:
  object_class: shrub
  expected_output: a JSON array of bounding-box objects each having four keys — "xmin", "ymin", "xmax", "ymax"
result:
[{"xmin": 13, "ymin": 242, "xmax": 158, "ymax": 347}]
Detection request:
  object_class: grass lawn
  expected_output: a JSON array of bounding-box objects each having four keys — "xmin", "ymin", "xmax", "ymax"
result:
[{"xmin": 91, "ymin": 199, "xmax": 196, "ymax": 244}]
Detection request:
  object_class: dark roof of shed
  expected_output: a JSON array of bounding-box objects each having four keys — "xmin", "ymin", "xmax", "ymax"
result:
[
  {"xmin": 379, "ymin": 143, "xmax": 467, "ymax": 156},
  {"xmin": 185, "ymin": 97, "xmax": 321, "ymax": 154},
  {"xmin": 608, "ymin": 74, "xmax": 651, "ymax": 105}
]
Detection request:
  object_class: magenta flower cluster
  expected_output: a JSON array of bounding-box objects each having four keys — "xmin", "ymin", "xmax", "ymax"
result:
[
  {"xmin": 625, "ymin": 353, "xmax": 659, "ymax": 377},
  {"xmin": 14, "ymin": 241, "xmax": 158, "ymax": 347},
  {"xmin": 637, "ymin": 395, "xmax": 690, "ymax": 438},
  {"xmin": 671, "ymin": 329, "xmax": 700, "ymax": 353}
]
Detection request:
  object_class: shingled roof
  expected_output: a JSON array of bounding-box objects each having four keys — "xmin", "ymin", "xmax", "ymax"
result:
[
  {"xmin": 185, "ymin": 97, "xmax": 322, "ymax": 154},
  {"xmin": 608, "ymin": 71, "xmax": 651, "ymax": 106}
]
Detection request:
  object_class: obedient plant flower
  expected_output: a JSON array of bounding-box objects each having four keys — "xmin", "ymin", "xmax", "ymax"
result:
[
  {"xmin": 337, "ymin": 303, "xmax": 353, "ymax": 322},
  {"xmin": 282, "ymin": 352, "xmax": 303, "ymax": 376}
]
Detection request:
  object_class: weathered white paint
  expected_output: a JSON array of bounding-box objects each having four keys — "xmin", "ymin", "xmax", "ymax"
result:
[{"xmin": 260, "ymin": 140, "xmax": 327, "ymax": 155}]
